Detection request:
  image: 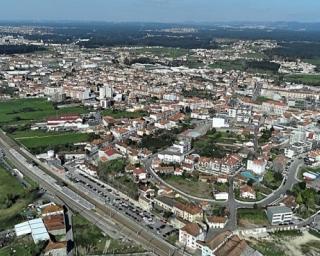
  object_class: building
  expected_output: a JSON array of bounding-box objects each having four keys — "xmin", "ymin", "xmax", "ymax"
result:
[
  {"xmin": 200, "ymin": 231, "xmax": 262, "ymax": 256},
  {"xmin": 15, "ymin": 218, "xmax": 50, "ymax": 244},
  {"xmin": 212, "ymin": 117, "xmax": 229, "ymax": 128},
  {"xmin": 247, "ymin": 158, "xmax": 267, "ymax": 176},
  {"xmin": 173, "ymin": 202, "xmax": 203, "ymax": 222},
  {"xmin": 267, "ymin": 205, "xmax": 293, "ymax": 225},
  {"xmin": 47, "ymin": 114, "xmax": 87, "ymax": 131},
  {"xmin": 240, "ymin": 185, "xmax": 256, "ymax": 200},
  {"xmin": 44, "ymin": 241, "xmax": 67, "ymax": 256},
  {"xmin": 206, "ymin": 216, "xmax": 227, "ymax": 229},
  {"xmin": 158, "ymin": 148, "xmax": 184, "ymax": 164},
  {"xmin": 42, "ymin": 204, "xmax": 66, "ymax": 236},
  {"xmin": 179, "ymin": 223, "xmax": 205, "ymax": 250}
]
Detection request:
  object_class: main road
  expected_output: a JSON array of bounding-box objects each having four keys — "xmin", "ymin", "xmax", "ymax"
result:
[{"xmin": 0, "ymin": 130, "xmax": 187, "ymax": 256}]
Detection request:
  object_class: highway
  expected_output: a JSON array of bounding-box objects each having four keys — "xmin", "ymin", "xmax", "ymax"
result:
[{"xmin": 0, "ymin": 130, "xmax": 187, "ymax": 256}]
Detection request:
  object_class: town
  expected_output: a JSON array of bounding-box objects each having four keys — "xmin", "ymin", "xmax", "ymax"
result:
[{"xmin": 0, "ymin": 20, "xmax": 320, "ymax": 256}]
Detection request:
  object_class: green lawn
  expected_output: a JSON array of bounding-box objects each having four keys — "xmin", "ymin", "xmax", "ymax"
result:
[
  {"xmin": 102, "ymin": 109, "xmax": 147, "ymax": 119},
  {"xmin": 0, "ymin": 98, "xmax": 88, "ymax": 126},
  {"xmin": 237, "ymin": 208, "xmax": 269, "ymax": 228},
  {"xmin": 284, "ymin": 74, "xmax": 320, "ymax": 86},
  {"xmin": 0, "ymin": 165, "xmax": 38, "ymax": 230},
  {"xmin": 12, "ymin": 130, "xmax": 90, "ymax": 150}
]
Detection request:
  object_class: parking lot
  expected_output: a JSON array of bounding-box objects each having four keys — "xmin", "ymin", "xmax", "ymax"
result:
[{"xmin": 66, "ymin": 169, "xmax": 177, "ymax": 240}]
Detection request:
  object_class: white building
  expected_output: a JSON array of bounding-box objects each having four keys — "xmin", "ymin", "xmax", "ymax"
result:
[
  {"xmin": 212, "ymin": 117, "xmax": 229, "ymax": 128},
  {"xmin": 179, "ymin": 223, "xmax": 205, "ymax": 250},
  {"xmin": 267, "ymin": 206, "xmax": 293, "ymax": 225},
  {"xmin": 247, "ymin": 158, "xmax": 267, "ymax": 176}
]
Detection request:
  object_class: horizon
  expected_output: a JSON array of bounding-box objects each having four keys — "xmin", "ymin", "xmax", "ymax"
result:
[{"xmin": 1, "ymin": 0, "xmax": 320, "ymax": 23}]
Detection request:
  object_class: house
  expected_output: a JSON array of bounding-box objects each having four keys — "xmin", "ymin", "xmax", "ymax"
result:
[
  {"xmin": 173, "ymin": 203, "xmax": 203, "ymax": 223},
  {"xmin": 179, "ymin": 223, "xmax": 205, "ymax": 250},
  {"xmin": 247, "ymin": 158, "xmax": 267, "ymax": 176},
  {"xmin": 44, "ymin": 241, "xmax": 67, "ymax": 256},
  {"xmin": 221, "ymin": 154, "xmax": 242, "ymax": 173},
  {"xmin": 197, "ymin": 157, "xmax": 221, "ymax": 174},
  {"xmin": 240, "ymin": 185, "xmax": 256, "ymax": 200},
  {"xmin": 267, "ymin": 205, "xmax": 293, "ymax": 225},
  {"xmin": 98, "ymin": 148, "xmax": 123, "ymax": 162},
  {"xmin": 133, "ymin": 167, "xmax": 147, "ymax": 183},
  {"xmin": 42, "ymin": 205, "xmax": 66, "ymax": 236},
  {"xmin": 206, "ymin": 216, "xmax": 227, "ymax": 229},
  {"xmin": 201, "ymin": 231, "xmax": 262, "ymax": 256}
]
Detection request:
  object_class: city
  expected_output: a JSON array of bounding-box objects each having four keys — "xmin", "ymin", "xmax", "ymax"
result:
[{"xmin": 0, "ymin": 1, "xmax": 320, "ymax": 256}]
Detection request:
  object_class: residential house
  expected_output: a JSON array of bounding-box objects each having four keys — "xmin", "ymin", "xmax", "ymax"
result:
[
  {"xmin": 179, "ymin": 223, "xmax": 205, "ymax": 250},
  {"xmin": 240, "ymin": 185, "xmax": 256, "ymax": 200}
]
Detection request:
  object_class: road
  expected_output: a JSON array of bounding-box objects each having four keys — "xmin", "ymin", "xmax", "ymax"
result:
[
  {"xmin": 0, "ymin": 130, "xmax": 186, "ymax": 256},
  {"xmin": 144, "ymin": 143, "xmax": 305, "ymax": 231}
]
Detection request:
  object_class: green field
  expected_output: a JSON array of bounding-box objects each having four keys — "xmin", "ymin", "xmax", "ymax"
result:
[
  {"xmin": 284, "ymin": 74, "xmax": 320, "ymax": 86},
  {"xmin": 102, "ymin": 109, "xmax": 147, "ymax": 119},
  {"xmin": 12, "ymin": 130, "xmax": 90, "ymax": 149},
  {"xmin": 237, "ymin": 208, "xmax": 269, "ymax": 228},
  {"xmin": 0, "ymin": 98, "xmax": 88, "ymax": 126},
  {"xmin": 0, "ymin": 166, "xmax": 38, "ymax": 230}
]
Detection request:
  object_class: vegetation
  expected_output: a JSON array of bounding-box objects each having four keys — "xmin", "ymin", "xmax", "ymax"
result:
[
  {"xmin": 248, "ymin": 240, "xmax": 285, "ymax": 256},
  {"xmin": 237, "ymin": 208, "xmax": 268, "ymax": 227},
  {"xmin": 102, "ymin": 109, "xmax": 147, "ymax": 119},
  {"xmin": 208, "ymin": 60, "xmax": 279, "ymax": 73},
  {"xmin": 73, "ymin": 214, "xmax": 108, "ymax": 255},
  {"xmin": 0, "ymin": 165, "xmax": 39, "ymax": 231},
  {"xmin": 290, "ymin": 182, "xmax": 320, "ymax": 218},
  {"xmin": 0, "ymin": 237, "xmax": 47, "ymax": 256},
  {"xmin": 284, "ymin": 74, "xmax": 320, "ymax": 87},
  {"xmin": 266, "ymin": 42, "xmax": 320, "ymax": 60},
  {"xmin": 259, "ymin": 127, "xmax": 274, "ymax": 144},
  {"xmin": 182, "ymin": 88, "xmax": 217, "ymax": 100},
  {"xmin": 193, "ymin": 129, "xmax": 244, "ymax": 158},
  {"xmin": 162, "ymin": 173, "xmax": 212, "ymax": 198},
  {"xmin": 98, "ymin": 159, "xmax": 138, "ymax": 199},
  {"xmin": 73, "ymin": 214, "xmax": 144, "ymax": 255},
  {"xmin": 139, "ymin": 130, "xmax": 177, "ymax": 153},
  {"xmin": 0, "ymin": 44, "xmax": 46, "ymax": 55},
  {"xmin": 262, "ymin": 170, "xmax": 283, "ymax": 190},
  {"xmin": 0, "ymin": 98, "xmax": 87, "ymax": 126},
  {"xmin": 300, "ymin": 240, "xmax": 320, "ymax": 255},
  {"xmin": 132, "ymin": 47, "xmax": 189, "ymax": 58},
  {"xmin": 11, "ymin": 130, "xmax": 91, "ymax": 153}
]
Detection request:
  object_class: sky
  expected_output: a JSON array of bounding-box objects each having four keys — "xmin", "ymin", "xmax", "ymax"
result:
[{"xmin": 0, "ymin": 0, "xmax": 319, "ymax": 23}]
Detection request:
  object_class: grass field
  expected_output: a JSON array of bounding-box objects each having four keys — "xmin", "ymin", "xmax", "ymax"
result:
[
  {"xmin": 0, "ymin": 98, "xmax": 88, "ymax": 126},
  {"xmin": 163, "ymin": 175, "xmax": 213, "ymax": 198},
  {"xmin": 11, "ymin": 130, "xmax": 90, "ymax": 150},
  {"xmin": 284, "ymin": 74, "xmax": 320, "ymax": 86},
  {"xmin": 237, "ymin": 208, "xmax": 269, "ymax": 228},
  {"xmin": 0, "ymin": 166, "xmax": 38, "ymax": 230}
]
